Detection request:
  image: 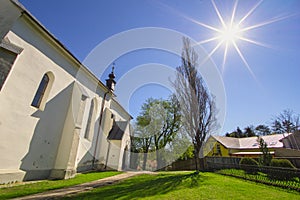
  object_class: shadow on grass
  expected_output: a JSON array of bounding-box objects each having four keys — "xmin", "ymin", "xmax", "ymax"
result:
[{"xmin": 65, "ymin": 172, "xmax": 207, "ymax": 200}]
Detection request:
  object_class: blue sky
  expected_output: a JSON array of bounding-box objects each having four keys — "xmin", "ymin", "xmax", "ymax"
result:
[{"xmin": 19, "ymin": 0, "xmax": 300, "ymax": 134}]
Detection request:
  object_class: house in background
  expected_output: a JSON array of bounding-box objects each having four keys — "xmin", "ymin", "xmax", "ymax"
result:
[
  {"xmin": 203, "ymin": 134, "xmax": 292, "ymax": 158},
  {"xmin": 0, "ymin": 0, "xmax": 131, "ymax": 184},
  {"xmin": 281, "ymin": 131, "xmax": 300, "ymax": 150},
  {"xmin": 275, "ymin": 131, "xmax": 300, "ymax": 167}
]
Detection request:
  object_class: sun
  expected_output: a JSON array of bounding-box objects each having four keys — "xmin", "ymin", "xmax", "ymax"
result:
[
  {"xmin": 219, "ymin": 24, "xmax": 241, "ymax": 44},
  {"xmin": 184, "ymin": 0, "xmax": 293, "ymax": 78}
]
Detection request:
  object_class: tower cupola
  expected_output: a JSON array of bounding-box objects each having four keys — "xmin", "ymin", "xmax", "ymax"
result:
[{"xmin": 106, "ymin": 64, "xmax": 116, "ymax": 91}]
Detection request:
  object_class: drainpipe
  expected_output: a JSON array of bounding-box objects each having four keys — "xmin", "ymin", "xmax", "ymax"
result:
[{"xmin": 92, "ymin": 91, "xmax": 109, "ymax": 169}]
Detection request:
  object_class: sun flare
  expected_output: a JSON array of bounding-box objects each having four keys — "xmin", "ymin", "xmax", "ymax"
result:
[
  {"xmin": 182, "ymin": 0, "xmax": 293, "ymax": 78},
  {"xmin": 219, "ymin": 24, "xmax": 241, "ymax": 44}
]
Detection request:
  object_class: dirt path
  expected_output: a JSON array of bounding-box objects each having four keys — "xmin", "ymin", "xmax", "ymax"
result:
[{"xmin": 13, "ymin": 171, "xmax": 156, "ymax": 200}]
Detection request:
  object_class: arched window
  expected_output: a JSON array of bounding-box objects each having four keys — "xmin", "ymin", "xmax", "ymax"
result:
[{"xmin": 31, "ymin": 74, "xmax": 50, "ymax": 108}]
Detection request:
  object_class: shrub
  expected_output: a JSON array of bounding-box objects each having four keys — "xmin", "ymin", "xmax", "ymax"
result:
[
  {"xmin": 270, "ymin": 159, "xmax": 296, "ymax": 169},
  {"xmin": 268, "ymin": 159, "xmax": 297, "ymax": 180},
  {"xmin": 239, "ymin": 157, "xmax": 259, "ymax": 174},
  {"xmin": 240, "ymin": 157, "xmax": 259, "ymax": 166}
]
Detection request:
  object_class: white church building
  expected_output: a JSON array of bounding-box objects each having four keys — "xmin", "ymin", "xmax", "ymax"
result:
[{"xmin": 0, "ymin": 0, "xmax": 132, "ymax": 184}]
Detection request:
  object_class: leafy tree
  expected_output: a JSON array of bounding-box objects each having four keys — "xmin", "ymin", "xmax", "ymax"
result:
[
  {"xmin": 236, "ymin": 127, "xmax": 244, "ymax": 138},
  {"xmin": 156, "ymin": 95, "xmax": 181, "ymax": 169},
  {"xmin": 130, "ymin": 124, "xmax": 153, "ymax": 170},
  {"xmin": 225, "ymin": 130, "xmax": 237, "ymax": 138},
  {"xmin": 225, "ymin": 127, "xmax": 247, "ymax": 138},
  {"xmin": 244, "ymin": 126, "xmax": 256, "ymax": 137},
  {"xmin": 271, "ymin": 109, "xmax": 299, "ymax": 134},
  {"xmin": 224, "ymin": 109, "xmax": 299, "ymax": 138},
  {"xmin": 255, "ymin": 124, "xmax": 271, "ymax": 136},
  {"xmin": 135, "ymin": 96, "xmax": 181, "ymax": 170},
  {"xmin": 178, "ymin": 145, "xmax": 194, "ymax": 161},
  {"xmin": 172, "ymin": 37, "xmax": 218, "ymax": 171}
]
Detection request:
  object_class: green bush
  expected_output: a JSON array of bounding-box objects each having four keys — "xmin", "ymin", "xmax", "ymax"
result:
[
  {"xmin": 239, "ymin": 157, "xmax": 259, "ymax": 174},
  {"xmin": 268, "ymin": 159, "xmax": 297, "ymax": 180},
  {"xmin": 270, "ymin": 159, "xmax": 296, "ymax": 169},
  {"xmin": 239, "ymin": 157, "xmax": 259, "ymax": 166}
]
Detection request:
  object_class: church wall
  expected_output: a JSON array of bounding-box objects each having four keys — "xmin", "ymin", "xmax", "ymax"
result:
[
  {"xmin": 0, "ymin": 15, "xmax": 78, "ymax": 181},
  {"xmin": 76, "ymin": 104, "xmax": 114, "ymax": 171},
  {"xmin": 110, "ymin": 100, "xmax": 131, "ymax": 170},
  {"xmin": 0, "ymin": 1, "xmax": 132, "ymax": 183},
  {"xmin": 106, "ymin": 140, "xmax": 122, "ymax": 170}
]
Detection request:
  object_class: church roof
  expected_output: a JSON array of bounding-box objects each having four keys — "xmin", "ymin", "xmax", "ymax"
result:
[
  {"xmin": 10, "ymin": 0, "xmax": 110, "ymax": 92},
  {"xmin": 10, "ymin": 0, "xmax": 132, "ymax": 120}
]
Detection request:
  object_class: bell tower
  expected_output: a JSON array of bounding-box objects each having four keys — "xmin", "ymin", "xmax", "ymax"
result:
[{"xmin": 106, "ymin": 64, "xmax": 116, "ymax": 91}]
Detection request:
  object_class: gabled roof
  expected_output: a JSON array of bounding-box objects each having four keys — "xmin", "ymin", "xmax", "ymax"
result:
[
  {"xmin": 213, "ymin": 136, "xmax": 240, "ymax": 149},
  {"xmin": 213, "ymin": 134, "xmax": 291, "ymax": 149}
]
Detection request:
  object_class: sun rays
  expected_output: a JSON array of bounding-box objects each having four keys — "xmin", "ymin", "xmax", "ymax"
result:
[
  {"xmin": 154, "ymin": 0, "xmax": 296, "ymax": 79},
  {"xmin": 192, "ymin": 0, "xmax": 266, "ymax": 77},
  {"xmin": 187, "ymin": 0, "xmax": 294, "ymax": 78}
]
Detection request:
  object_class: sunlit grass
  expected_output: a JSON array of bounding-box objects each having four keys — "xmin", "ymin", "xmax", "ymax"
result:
[
  {"xmin": 64, "ymin": 172, "xmax": 300, "ymax": 200},
  {"xmin": 0, "ymin": 171, "xmax": 121, "ymax": 200}
]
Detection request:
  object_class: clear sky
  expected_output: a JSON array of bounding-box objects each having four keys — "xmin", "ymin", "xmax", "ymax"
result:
[{"xmin": 19, "ymin": 0, "xmax": 300, "ymax": 134}]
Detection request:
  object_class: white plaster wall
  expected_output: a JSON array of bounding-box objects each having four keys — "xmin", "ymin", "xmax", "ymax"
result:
[
  {"xmin": 119, "ymin": 124, "xmax": 131, "ymax": 170},
  {"xmin": 106, "ymin": 140, "xmax": 121, "ymax": 170},
  {"xmin": 0, "ymin": 6, "xmax": 132, "ymax": 177},
  {"xmin": 110, "ymin": 100, "xmax": 131, "ymax": 170},
  {"xmin": 95, "ymin": 106, "xmax": 114, "ymax": 166},
  {"xmin": 110, "ymin": 99, "xmax": 132, "ymax": 121},
  {"xmin": 0, "ymin": 15, "xmax": 77, "ymax": 173},
  {"xmin": 75, "ymin": 95, "xmax": 103, "ymax": 170}
]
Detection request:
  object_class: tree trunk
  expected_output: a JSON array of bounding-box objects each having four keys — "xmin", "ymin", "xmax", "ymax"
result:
[
  {"xmin": 194, "ymin": 154, "xmax": 199, "ymax": 171},
  {"xmin": 194, "ymin": 144, "xmax": 201, "ymax": 171}
]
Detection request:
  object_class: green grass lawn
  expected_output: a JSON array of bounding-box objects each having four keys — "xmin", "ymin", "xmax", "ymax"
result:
[
  {"xmin": 64, "ymin": 172, "xmax": 300, "ymax": 200},
  {"xmin": 0, "ymin": 171, "xmax": 121, "ymax": 200}
]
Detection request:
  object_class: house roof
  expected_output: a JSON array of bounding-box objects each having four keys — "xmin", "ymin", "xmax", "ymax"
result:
[
  {"xmin": 213, "ymin": 134, "xmax": 291, "ymax": 149},
  {"xmin": 212, "ymin": 136, "xmax": 240, "ymax": 149},
  {"xmin": 281, "ymin": 132, "xmax": 300, "ymax": 148}
]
